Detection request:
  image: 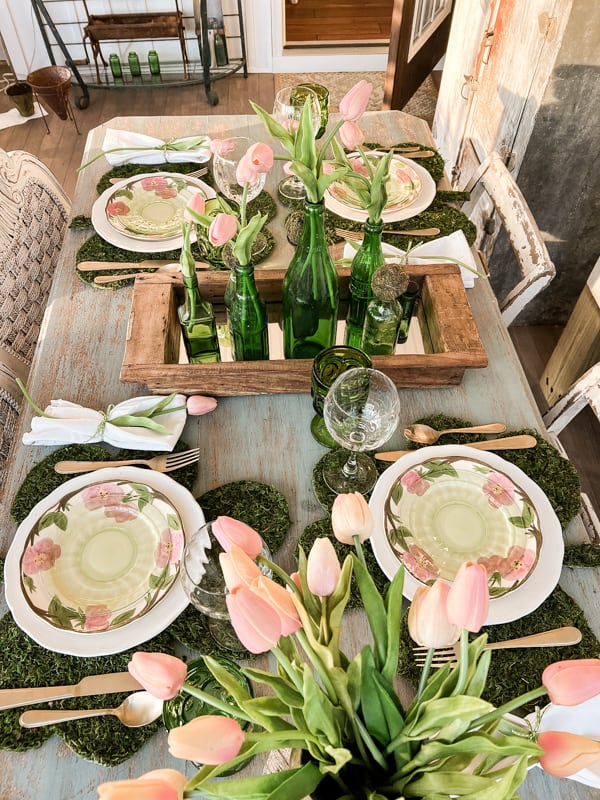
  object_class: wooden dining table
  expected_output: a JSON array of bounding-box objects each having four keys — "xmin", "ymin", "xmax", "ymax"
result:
[{"xmin": 0, "ymin": 111, "xmax": 598, "ymax": 799}]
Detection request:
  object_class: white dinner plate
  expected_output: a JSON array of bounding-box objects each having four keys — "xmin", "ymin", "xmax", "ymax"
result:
[
  {"xmin": 324, "ymin": 155, "xmax": 436, "ymax": 223},
  {"xmin": 369, "ymin": 445, "xmax": 563, "ymax": 624},
  {"xmin": 5, "ymin": 467, "xmax": 205, "ymax": 656},
  {"xmin": 91, "ymin": 172, "xmax": 216, "ymax": 252}
]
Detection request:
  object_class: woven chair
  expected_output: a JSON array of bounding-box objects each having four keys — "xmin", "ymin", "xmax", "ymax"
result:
[{"xmin": 0, "ymin": 148, "xmax": 71, "ymax": 498}]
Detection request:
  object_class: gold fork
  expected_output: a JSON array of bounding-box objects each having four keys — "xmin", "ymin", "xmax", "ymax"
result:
[
  {"xmin": 413, "ymin": 627, "xmax": 582, "ymax": 667},
  {"xmin": 54, "ymin": 448, "xmax": 201, "ymax": 474},
  {"xmin": 335, "ymin": 227, "xmax": 440, "ymax": 240},
  {"xmin": 108, "ymin": 166, "xmax": 208, "ymax": 185}
]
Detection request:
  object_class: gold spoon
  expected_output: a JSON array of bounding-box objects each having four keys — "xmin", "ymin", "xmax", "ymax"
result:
[
  {"xmin": 375, "ymin": 434, "xmax": 537, "ymax": 462},
  {"xmin": 404, "ymin": 422, "xmax": 507, "ymax": 444},
  {"xmin": 19, "ymin": 691, "xmax": 163, "ymax": 728}
]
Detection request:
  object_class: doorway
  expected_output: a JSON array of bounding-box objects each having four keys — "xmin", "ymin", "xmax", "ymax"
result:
[{"xmin": 283, "ymin": 0, "xmax": 394, "ymax": 47}]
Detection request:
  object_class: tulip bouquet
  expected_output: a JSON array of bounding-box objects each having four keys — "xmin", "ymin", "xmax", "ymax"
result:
[{"xmin": 98, "ymin": 496, "xmax": 600, "ymax": 800}]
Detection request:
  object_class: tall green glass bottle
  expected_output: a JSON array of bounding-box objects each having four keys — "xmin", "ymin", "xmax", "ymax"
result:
[
  {"xmin": 227, "ymin": 262, "xmax": 269, "ymax": 361},
  {"xmin": 282, "ymin": 201, "xmax": 339, "ymax": 359},
  {"xmin": 344, "ymin": 219, "xmax": 384, "ymax": 348}
]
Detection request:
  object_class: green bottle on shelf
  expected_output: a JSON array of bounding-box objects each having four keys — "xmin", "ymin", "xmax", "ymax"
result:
[
  {"xmin": 109, "ymin": 53, "xmax": 122, "ymax": 80},
  {"xmin": 148, "ymin": 50, "xmax": 161, "ymax": 75},
  {"xmin": 128, "ymin": 52, "xmax": 141, "ymax": 78}
]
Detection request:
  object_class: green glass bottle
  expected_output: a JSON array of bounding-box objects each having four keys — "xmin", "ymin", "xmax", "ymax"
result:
[
  {"xmin": 362, "ymin": 263, "xmax": 409, "ymax": 355},
  {"xmin": 227, "ymin": 262, "xmax": 269, "ymax": 361},
  {"xmin": 148, "ymin": 50, "xmax": 160, "ymax": 75},
  {"xmin": 109, "ymin": 53, "xmax": 122, "ymax": 80},
  {"xmin": 397, "ymin": 281, "xmax": 420, "ymax": 343},
  {"xmin": 128, "ymin": 52, "xmax": 141, "ymax": 78},
  {"xmin": 282, "ymin": 201, "xmax": 339, "ymax": 359},
  {"xmin": 344, "ymin": 219, "xmax": 384, "ymax": 348}
]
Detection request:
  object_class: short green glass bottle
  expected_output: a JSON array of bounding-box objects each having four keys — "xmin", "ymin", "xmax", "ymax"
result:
[
  {"xmin": 282, "ymin": 200, "xmax": 339, "ymax": 359},
  {"xmin": 361, "ymin": 263, "xmax": 409, "ymax": 356},
  {"xmin": 227, "ymin": 262, "xmax": 269, "ymax": 361},
  {"xmin": 345, "ymin": 219, "xmax": 385, "ymax": 348}
]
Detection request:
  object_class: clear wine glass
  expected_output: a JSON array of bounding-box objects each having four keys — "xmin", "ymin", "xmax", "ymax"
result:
[
  {"xmin": 272, "ymin": 85, "xmax": 321, "ymax": 203},
  {"xmin": 322, "ymin": 368, "xmax": 400, "ymax": 495}
]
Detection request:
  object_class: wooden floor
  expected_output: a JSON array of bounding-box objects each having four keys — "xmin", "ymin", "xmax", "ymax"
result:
[
  {"xmin": 1, "ymin": 71, "xmax": 598, "ymax": 520},
  {"xmin": 284, "ymin": 0, "xmax": 394, "ymax": 44}
]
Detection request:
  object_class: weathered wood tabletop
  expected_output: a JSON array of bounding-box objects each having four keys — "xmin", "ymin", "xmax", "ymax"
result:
[{"xmin": 0, "ymin": 112, "xmax": 597, "ymax": 799}]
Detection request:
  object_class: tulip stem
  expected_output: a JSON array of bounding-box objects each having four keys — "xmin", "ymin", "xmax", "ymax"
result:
[
  {"xmin": 272, "ymin": 646, "xmax": 304, "ymax": 694},
  {"xmin": 294, "ymin": 629, "xmax": 339, "ymax": 705},
  {"xmin": 453, "ymin": 629, "xmax": 470, "ymax": 696},
  {"xmin": 475, "ymin": 686, "xmax": 548, "ymax": 728},
  {"xmin": 181, "ymin": 682, "xmax": 254, "ymax": 724},
  {"xmin": 416, "ymin": 649, "xmax": 434, "ymax": 700},
  {"xmin": 353, "ymin": 534, "xmax": 366, "ymax": 567}
]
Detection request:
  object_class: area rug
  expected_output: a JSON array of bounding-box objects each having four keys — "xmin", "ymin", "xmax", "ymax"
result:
[{"xmin": 274, "ymin": 71, "xmax": 437, "ymax": 124}]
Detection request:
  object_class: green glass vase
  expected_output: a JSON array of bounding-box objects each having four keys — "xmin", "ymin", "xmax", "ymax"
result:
[
  {"xmin": 345, "ymin": 219, "xmax": 385, "ymax": 348},
  {"xmin": 227, "ymin": 262, "xmax": 269, "ymax": 361},
  {"xmin": 178, "ymin": 277, "xmax": 221, "ymax": 363},
  {"xmin": 282, "ymin": 200, "xmax": 339, "ymax": 359}
]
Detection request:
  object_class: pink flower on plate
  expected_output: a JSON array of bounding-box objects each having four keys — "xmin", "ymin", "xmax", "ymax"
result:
[
  {"xmin": 155, "ymin": 529, "xmax": 184, "ymax": 569},
  {"xmin": 84, "ymin": 604, "xmax": 112, "ymax": 632},
  {"xmin": 401, "ymin": 544, "xmax": 439, "ymax": 583},
  {"xmin": 22, "ymin": 537, "xmax": 61, "ymax": 575},
  {"xmin": 104, "ymin": 503, "xmax": 137, "ymax": 524},
  {"xmin": 82, "ymin": 483, "xmax": 124, "ymax": 510},
  {"xmin": 154, "ymin": 186, "xmax": 178, "ymax": 199},
  {"xmin": 400, "ymin": 469, "xmax": 430, "ymax": 496},
  {"xmin": 396, "ymin": 166, "xmax": 419, "ymax": 186},
  {"xmin": 483, "ymin": 472, "xmax": 516, "ymax": 508},
  {"xmin": 501, "ymin": 545, "xmax": 537, "ymax": 580},
  {"xmin": 106, "ymin": 200, "xmax": 130, "ymax": 216},
  {"xmin": 140, "ymin": 176, "xmax": 169, "ymax": 192}
]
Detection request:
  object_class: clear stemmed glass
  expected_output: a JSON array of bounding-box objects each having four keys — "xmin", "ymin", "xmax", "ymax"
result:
[
  {"xmin": 322, "ymin": 368, "xmax": 400, "ymax": 495},
  {"xmin": 181, "ymin": 521, "xmax": 271, "ymax": 652},
  {"xmin": 272, "ymin": 85, "xmax": 321, "ymax": 203}
]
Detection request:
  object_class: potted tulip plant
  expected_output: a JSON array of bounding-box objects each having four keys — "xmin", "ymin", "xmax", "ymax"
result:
[{"xmin": 97, "ymin": 497, "xmax": 600, "ymax": 800}]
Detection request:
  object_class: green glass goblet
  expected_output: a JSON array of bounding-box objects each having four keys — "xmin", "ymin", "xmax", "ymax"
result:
[{"xmin": 311, "ymin": 345, "xmax": 372, "ymax": 447}]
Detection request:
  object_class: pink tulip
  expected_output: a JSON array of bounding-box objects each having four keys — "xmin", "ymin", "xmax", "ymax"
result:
[
  {"xmin": 212, "ymin": 516, "xmax": 264, "ymax": 558},
  {"xmin": 407, "ymin": 580, "xmax": 460, "ymax": 648},
  {"xmin": 306, "ymin": 538, "xmax": 341, "ymax": 597},
  {"xmin": 97, "ymin": 769, "xmax": 186, "ymax": 800},
  {"xmin": 538, "ymin": 731, "xmax": 600, "ymax": 778},
  {"xmin": 331, "ymin": 492, "xmax": 373, "ymax": 545},
  {"xmin": 235, "ymin": 152, "xmax": 261, "ymax": 187},
  {"xmin": 209, "ymin": 138, "xmax": 234, "ymax": 156},
  {"xmin": 283, "ymin": 161, "xmax": 296, "ymax": 176},
  {"xmin": 446, "ymin": 561, "xmax": 489, "ymax": 632},
  {"xmin": 220, "ymin": 544, "xmax": 262, "ymax": 590},
  {"xmin": 226, "ymin": 585, "xmax": 282, "ymax": 653},
  {"xmin": 127, "ymin": 652, "xmax": 187, "ymax": 701},
  {"xmin": 183, "ymin": 193, "xmax": 206, "ymax": 222},
  {"xmin": 208, "ymin": 213, "xmax": 237, "ymax": 246},
  {"xmin": 186, "ymin": 395, "xmax": 217, "ymax": 415},
  {"xmin": 542, "ymin": 659, "xmax": 600, "ymax": 706},
  {"xmin": 246, "ymin": 142, "xmax": 274, "ymax": 173},
  {"xmin": 339, "ymin": 80, "xmax": 373, "ymax": 122},
  {"xmin": 339, "ymin": 120, "xmax": 365, "ymax": 150},
  {"xmin": 290, "ymin": 571, "xmax": 302, "ymax": 590},
  {"xmin": 250, "ymin": 575, "xmax": 302, "ymax": 636},
  {"xmin": 168, "ymin": 715, "xmax": 244, "ymax": 764}
]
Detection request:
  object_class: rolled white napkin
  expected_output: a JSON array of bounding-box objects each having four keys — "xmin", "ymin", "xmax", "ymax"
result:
[
  {"xmin": 22, "ymin": 395, "xmax": 187, "ymax": 451},
  {"xmin": 102, "ymin": 129, "xmax": 212, "ymax": 166},
  {"xmin": 343, "ymin": 230, "xmax": 479, "ymax": 289}
]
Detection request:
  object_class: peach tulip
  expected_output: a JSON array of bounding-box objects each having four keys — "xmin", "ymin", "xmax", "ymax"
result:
[
  {"xmin": 407, "ymin": 580, "xmax": 460, "ymax": 648},
  {"xmin": 183, "ymin": 192, "xmax": 206, "ymax": 222},
  {"xmin": 538, "ymin": 731, "xmax": 600, "ymax": 778},
  {"xmin": 236, "ymin": 152, "xmax": 261, "ymax": 187},
  {"xmin": 226, "ymin": 585, "xmax": 282, "ymax": 653},
  {"xmin": 220, "ymin": 544, "xmax": 262, "ymax": 590},
  {"xmin": 331, "ymin": 492, "xmax": 373, "ymax": 545},
  {"xmin": 446, "ymin": 561, "xmax": 489, "ymax": 632},
  {"xmin": 246, "ymin": 142, "xmax": 274, "ymax": 173},
  {"xmin": 250, "ymin": 574, "xmax": 302, "ymax": 636},
  {"xmin": 127, "ymin": 652, "xmax": 187, "ymax": 700},
  {"xmin": 339, "ymin": 120, "xmax": 365, "ymax": 150},
  {"xmin": 168, "ymin": 715, "xmax": 245, "ymax": 764},
  {"xmin": 209, "ymin": 138, "xmax": 234, "ymax": 156},
  {"xmin": 97, "ymin": 769, "xmax": 186, "ymax": 800},
  {"xmin": 339, "ymin": 80, "xmax": 373, "ymax": 122},
  {"xmin": 542, "ymin": 659, "xmax": 600, "ymax": 706},
  {"xmin": 212, "ymin": 516, "xmax": 264, "ymax": 558},
  {"xmin": 306, "ymin": 538, "xmax": 341, "ymax": 597},
  {"xmin": 208, "ymin": 213, "xmax": 237, "ymax": 246},
  {"xmin": 186, "ymin": 395, "xmax": 217, "ymax": 415}
]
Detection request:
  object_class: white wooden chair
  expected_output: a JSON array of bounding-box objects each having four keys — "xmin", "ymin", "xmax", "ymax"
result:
[
  {"xmin": 0, "ymin": 148, "xmax": 71, "ymax": 497},
  {"xmin": 462, "ymin": 151, "xmax": 556, "ymax": 325}
]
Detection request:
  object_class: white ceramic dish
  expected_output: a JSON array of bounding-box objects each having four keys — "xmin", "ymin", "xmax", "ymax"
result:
[
  {"xmin": 5, "ymin": 467, "xmax": 205, "ymax": 656},
  {"xmin": 369, "ymin": 445, "xmax": 563, "ymax": 624}
]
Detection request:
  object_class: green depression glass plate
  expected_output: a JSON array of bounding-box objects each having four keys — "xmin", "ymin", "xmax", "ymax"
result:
[
  {"xmin": 19, "ymin": 481, "xmax": 184, "ymax": 633},
  {"xmin": 105, "ymin": 173, "xmax": 211, "ymax": 240},
  {"xmin": 383, "ymin": 455, "xmax": 542, "ymax": 597}
]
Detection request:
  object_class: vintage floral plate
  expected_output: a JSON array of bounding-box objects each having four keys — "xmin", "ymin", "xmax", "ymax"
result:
[
  {"xmin": 19, "ymin": 482, "xmax": 184, "ymax": 634},
  {"xmin": 5, "ymin": 467, "xmax": 206, "ymax": 656},
  {"xmin": 369, "ymin": 445, "xmax": 563, "ymax": 624}
]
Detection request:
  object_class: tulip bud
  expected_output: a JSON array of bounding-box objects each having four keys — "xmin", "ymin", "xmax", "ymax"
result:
[
  {"xmin": 208, "ymin": 213, "xmax": 237, "ymax": 246},
  {"xmin": 127, "ymin": 652, "xmax": 187, "ymax": 701},
  {"xmin": 306, "ymin": 538, "xmax": 341, "ymax": 597},
  {"xmin": 168, "ymin": 715, "xmax": 245, "ymax": 764},
  {"xmin": 446, "ymin": 561, "xmax": 489, "ymax": 632},
  {"xmin": 538, "ymin": 730, "xmax": 600, "ymax": 778},
  {"xmin": 183, "ymin": 192, "xmax": 206, "ymax": 223},
  {"xmin": 331, "ymin": 492, "xmax": 373, "ymax": 545},
  {"xmin": 246, "ymin": 142, "xmax": 274, "ymax": 173},
  {"xmin": 542, "ymin": 659, "xmax": 600, "ymax": 706},
  {"xmin": 339, "ymin": 80, "xmax": 373, "ymax": 122},
  {"xmin": 186, "ymin": 395, "xmax": 217, "ymax": 415},
  {"xmin": 250, "ymin": 574, "xmax": 302, "ymax": 636},
  {"xmin": 339, "ymin": 120, "xmax": 365, "ymax": 150},
  {"xmin": 407, "ymin": 580, "xmax": 460, "ymax": 648},
  {"xmin": 226, "ymin": 585, "xmax": 282, "ymax": 653},
  {"xmin": 209, "ymin": 138, "xmax": 234, "ymax": 156},
  {"xmin": 98, "ymin": 772, "xmax": 184, "ymax": 800},
  {"xmin": 220, "ymin": 544, "xmax": 262, "ymax": 591},
  {"xmin": 235, "ymin": 152, "xmax": 261, "ymax": 187},
  {"xmin": 212, "ymin": 516, "xmax": 264, "ymax": 558}
]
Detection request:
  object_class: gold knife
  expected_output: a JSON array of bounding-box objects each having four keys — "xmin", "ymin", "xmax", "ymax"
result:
[
  {"xmin": 375, "ymin": 434, "xmax": 538, "ymax": 462},
  {"xmin": 0, "ymin": 672, "xmax": 142, "ymax": 710},
  {"xmin": 76, "ymin": 260, "xmax": 210, "ymax": 272}
]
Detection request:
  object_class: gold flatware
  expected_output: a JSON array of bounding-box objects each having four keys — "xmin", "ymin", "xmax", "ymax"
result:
[
  {"xmin": 375, "ymin": 434, "xmax": 538, "ymax": 462},
  {"xmin": 0, "ymin": 672, "xmax": 141, "ymax": 711},
  {"xmin": 19, "ymin": 691, "xmax": 163, "ymax": 729},
  {"xmin": 335, "ymin": 227, "xmax": 440, "ymax": 241},
  {"xmin": 413, "ymin": 627, "xmax": 582, "ymax": 667},
  {"xmin": 393, "ymin": 150, "xmax": 435, "ymax": 158},
  {"xmin": 404, "ymin": 422, "xmax": 507, "ymax": 444},
  {"xmin": 108, "ymin": 166, "xmax": 208, "ymax": 185},
  {"xmin": 77, "ymin": 259, "xmax": 210, "ymax": 272},
  {"xmin": 54, "ymin": 447, "xmax": 201, "ymax": 474},
  {"xmin": 94, "ymin": 265, "xmax": 181, "ymax": 284}
]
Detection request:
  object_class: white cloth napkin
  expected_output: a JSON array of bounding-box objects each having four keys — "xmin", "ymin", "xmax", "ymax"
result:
[
  {"xmin": 102, "ymin": 129, "xmax": 212, "ymax": 166},
  {"xmin": 22, "ymin": 395, "xmax": 187, "ymax": 451},
  {"xmin": 343, "ymin": 230, "xmax": 479, "ymax": 289}
]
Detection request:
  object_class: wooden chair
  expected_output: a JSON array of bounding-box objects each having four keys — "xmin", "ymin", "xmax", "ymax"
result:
[
  {"xmin": 0, "ymin": 149, "xmax": 70, "ymax": 497},
  {"xmin": 462, "ymin": 151, "xmax": 555, "ymax": 325}
]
